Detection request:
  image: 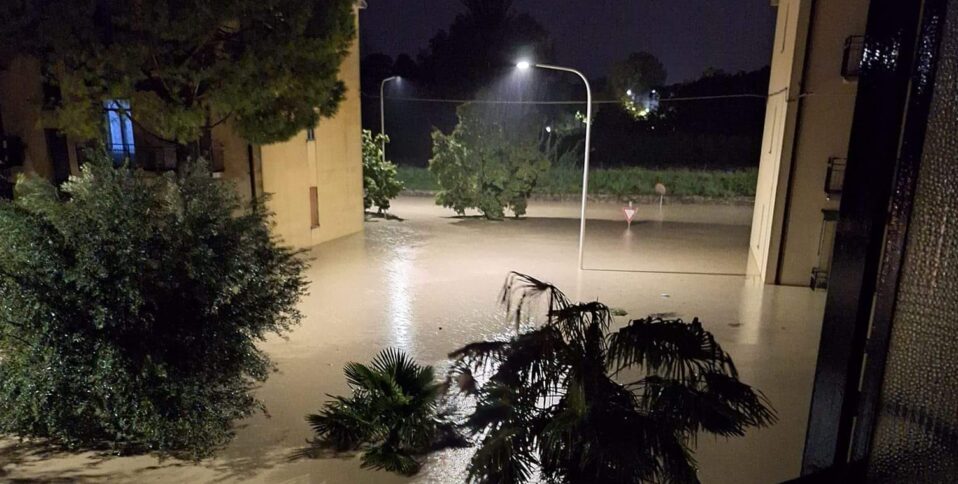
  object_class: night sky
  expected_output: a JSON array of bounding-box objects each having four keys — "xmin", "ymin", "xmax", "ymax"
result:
[{"xmin": 360, "ymin": 0, "xmax": 777, "ymax": 84}]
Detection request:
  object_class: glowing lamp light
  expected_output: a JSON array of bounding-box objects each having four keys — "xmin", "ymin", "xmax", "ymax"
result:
[
  {"xmin": 516, "ymin": 60, "xmax": 532, "ymax": 70},
  {"xmin": 545, "ymin": 126, "xmax": 552, "ymax": 133}
]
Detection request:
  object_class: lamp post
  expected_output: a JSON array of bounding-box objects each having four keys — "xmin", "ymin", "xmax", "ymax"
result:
[
  {"xmin": 379, "ymin": 76, "xmax": 399, "ymax": 159},
  {"xmin": 517, "ymin": 61, "xmax": 592, "ymax": 270}
]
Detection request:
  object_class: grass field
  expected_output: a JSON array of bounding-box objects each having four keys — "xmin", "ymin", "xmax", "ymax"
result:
[{"xmin": 397, "ymin": 166, "xmax": 757, "ymax": 199}]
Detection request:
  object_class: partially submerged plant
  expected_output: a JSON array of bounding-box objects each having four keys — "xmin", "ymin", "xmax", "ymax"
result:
[
  {"xmin": 362, "ymin": 129, "xmax": 404, "ymax": 214},
  {"xmin": 449, "ymin": 272, "xmax": 776, "ymax": 484},
  {"xmin": 306, "ymin": 349, "xmax": 466, "ymax": 475}
]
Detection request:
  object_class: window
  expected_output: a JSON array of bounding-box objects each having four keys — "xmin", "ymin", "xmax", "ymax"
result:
[
  {"xmin": 103, "ymin": 100, "xmax": 135, "ymax": 164},
  {"xmin": 309, "ymin": 187, "xmax": 320, "ymax": 228}
]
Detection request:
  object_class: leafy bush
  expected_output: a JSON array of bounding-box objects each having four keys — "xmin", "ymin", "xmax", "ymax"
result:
[
  {"xmin": 396, "ymin": 166, "xmax": 440, "ymax": 192},
  {"xmin": 306, "ymin": 349, "xmax": 464, "ymax": 475},
  {"xmin": 362, "ymin": 130, "xmax": 404, "ymax": 213},
  {"xmin": 397, "ymin": 166, "xmax": 757, "ymax": 199},
  {"xmin": 450, "ymin": 272, "xmax": 776, "ymax": 483},
  {"xmin": 429, "ymin": 104, "xmax": 550, "ymax": 218},
  {"xmin": 0, "ymin": 151, "xmax": 307, "ymax": 458}
]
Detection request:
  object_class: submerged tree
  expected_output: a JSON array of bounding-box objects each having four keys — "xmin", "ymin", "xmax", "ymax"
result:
[
  {"xmin": 307, "ymin": 349, "xmax": 466, "ymax": 475},
  {"xmin": 0, "ymin": 0, "xmax": 356, "ymax": 144},
  {"xmin": 450, "ymin": 272, "xmax": 776, "ymax": 483},
  {"xmin": 429, "ymin": 104, "xmax": 549, "ymax": 219},
  {"xmin": 362, "ymin": 130, "xmax": 404, "ymax": 214},
  {"xmin": 0, "ymin": 149, "xmax": 307, "ymax": 457}
]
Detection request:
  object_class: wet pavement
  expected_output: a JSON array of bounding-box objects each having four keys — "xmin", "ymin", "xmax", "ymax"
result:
[{"xmin": 0, "ymin": 196, "xmax": 825, "ymax": 483}]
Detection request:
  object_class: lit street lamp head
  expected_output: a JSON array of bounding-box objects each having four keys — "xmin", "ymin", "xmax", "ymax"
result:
[{"xmin": 516, "ymin": 60, "xmax": 532, "ymax": 70}]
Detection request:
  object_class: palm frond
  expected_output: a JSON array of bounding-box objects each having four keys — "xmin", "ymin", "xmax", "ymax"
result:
[
  {"xmin": 699, "ymin": 372, "xmax": 776, "ymax": 428},
  {"xmin": 370, "ymin": 347, "xmax": 431, "ymax": 395},
  {"xmin": 487, "ymin": 326, "xmax": 567, "ymax": 396},
  {"xmin": 467, "ymin": 426, "xmax": 538, "ymax": 484},
  {"xmin": 344, "ymin": 361, "xmax": 405, "ymax": 400},
  {"xmin": 538, "ymin": 377, "xmax": 694, "ymax": 484},
  {"xmin": 551, "ymin": 301, "xmax": 616, "ymax": 343},
  {"xmin": 306, "ymin": 396, "xmax": 375, "ymax": 451},
  {"xmin": 633, "ymin": 373, "xmax": 777, "ymax": 440},
  {"xmin": 360, "ymin": 443, "xmax": 423, "ymax": 476},
  {"xmin": 499, "ymin": 271, "xmax": 571, "ymax": 332},
  {"xmin": 607, "ymin": 316, "xmax": 736, "ymax": 381},
  {"xmin": 449, "ymin": 340, "xmax": 510, "ymax": 367}
]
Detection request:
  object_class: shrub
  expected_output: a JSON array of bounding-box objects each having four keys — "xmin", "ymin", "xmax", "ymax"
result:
[
  {"xmin": 396, "ymin": 166, "xmax": 758, "ymax": 199},
  {"xmin": 396, "ymin": 166, "xmax": 439, "ymax": 192},
  {"xmin": 0, "ymin": 151, "xmax": 307, "ymax": 458},
  {"xmin": 429, "ymin": 104, "xmax": 550, "ymax": 219},
  {"xmin": 450, "ymin": 272, "xmax": 776, "ymax": 483},
  {"xmin": 306, "ymin": 349, "xmax": 465, "ymax": 475},
  {"xmin": 362, "ymin": 130, "xmax": 404, "ymax": 213}
]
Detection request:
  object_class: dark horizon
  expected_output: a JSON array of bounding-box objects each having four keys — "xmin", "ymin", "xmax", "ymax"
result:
[{"xmin": 360, "ymin": 0, "xmax": 776, "ymax": 83}]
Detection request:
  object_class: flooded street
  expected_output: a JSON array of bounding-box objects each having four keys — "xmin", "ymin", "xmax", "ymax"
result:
[{"xmin": 0, "ymin": 197, "xmax": 825, "ymax": 483}]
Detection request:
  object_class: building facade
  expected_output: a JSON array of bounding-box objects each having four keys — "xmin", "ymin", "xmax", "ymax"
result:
[
  {"xmin": 750, "ymin": 0, "xmax": 870, "ymax": 286},
  {"xmin": 0, "ymin": 12, "xmax": 364, "ymax": 249}
]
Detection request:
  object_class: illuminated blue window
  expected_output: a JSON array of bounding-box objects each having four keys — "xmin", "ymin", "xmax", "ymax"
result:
[{"xmin": 103, "ymin": 100, "xmax": 135, "ymax": 164}]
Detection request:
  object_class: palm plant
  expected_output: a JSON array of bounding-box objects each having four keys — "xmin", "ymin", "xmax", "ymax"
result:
[
  {"xmin": 450, "ymin": 272, "xmax": 776, "ymax": 484},
  {"xmin": 306, "ymin": 348, "xmax": 465, "ymax": 475}
]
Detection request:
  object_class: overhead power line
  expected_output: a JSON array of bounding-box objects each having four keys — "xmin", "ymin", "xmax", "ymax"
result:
[{"xmin": 360, "ymin": 92, "xmax": 776, "ymax": 105}]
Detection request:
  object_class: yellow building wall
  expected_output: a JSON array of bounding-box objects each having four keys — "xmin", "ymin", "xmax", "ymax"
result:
[
  {"xmin": 775, "ymin": 0, "xmax": 868, "ymax": 285},
  {"xmin": 750, "ymin": 0, "xmax": 870, "ymax": 285},
  {"xmin": 749, "ymin": 0, "xmax": 813, "ymax": 282},
  {"xmin": 259, "ymin": 13, "xmax": 364, "ymax": 249}
]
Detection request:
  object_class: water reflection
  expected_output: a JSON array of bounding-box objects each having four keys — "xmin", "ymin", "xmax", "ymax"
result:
[{"xmin": 386, "ymin": 244, "xmax": 415, "ymax": 349}]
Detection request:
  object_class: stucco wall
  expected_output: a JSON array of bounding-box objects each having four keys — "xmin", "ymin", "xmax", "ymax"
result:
[
  {"xmin": 749, "ymin": 0, "xmax": 868, "ymax": 285},
  {"xmin": 748, "ymin": 0, "xmax": 813, "ymax": 282},
  {"xmin": 259, "ymin": 13, "xmax": 364, "ymax": 249},
  {"xmin": 775, "ymin": 0, "xmax": 868, "ymax": 286}
]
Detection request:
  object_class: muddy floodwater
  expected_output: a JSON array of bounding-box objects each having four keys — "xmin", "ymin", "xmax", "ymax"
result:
[{"xmin": 0, "ymin": 197, "xmax": 825, "ymax": 483}]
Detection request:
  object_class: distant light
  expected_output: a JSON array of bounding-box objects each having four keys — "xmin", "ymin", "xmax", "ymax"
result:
[
  {"xmin": 545, "ymin": 126, "xmax": 552, "ymax": 133},
  {"xmin": 651, "ymin": 89, "xmax": 656, "ymax": 94},
  {"xmin": 516, "ymin": 60, "xmax": 532, "ymax": 70},
  {"xmin": 626, "ymin": 89, "xmax": 633, "ymax": 96}
]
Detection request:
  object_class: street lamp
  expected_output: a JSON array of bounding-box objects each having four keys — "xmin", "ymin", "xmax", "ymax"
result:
[
  {"xmin": 380, "ymin": 76, "xmax": 400, "ymax": 159},
  {"xmin": 516, "ymin": 60, "xmax": 593, "ymax": 270}
]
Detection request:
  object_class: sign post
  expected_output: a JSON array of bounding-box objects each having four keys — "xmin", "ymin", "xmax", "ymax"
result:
[{"xmin": 622, "ymin": 201, "xmax": 637, "ymax": 228}]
